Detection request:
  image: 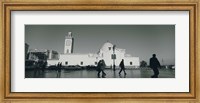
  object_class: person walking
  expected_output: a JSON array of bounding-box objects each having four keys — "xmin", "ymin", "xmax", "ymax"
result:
[
  {"xmin": 97, "ymin": 59, "xmax": 106, "ymax": 78},
  {"xmin": 57, "ymin": 62, "xmax": 61, "ymax": 78},
  {"xmin": 119, "ymin": 59, "xmax": 126, "ymax": 75},
  {"xmin": 149, "ymin": 54, "xmax": 161, "ymax": 78}
]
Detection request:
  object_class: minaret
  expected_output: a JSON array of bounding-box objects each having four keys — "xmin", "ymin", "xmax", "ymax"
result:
[{"xmin": 64, "ymin": 32, "xmax": 74, "ymax": 54}]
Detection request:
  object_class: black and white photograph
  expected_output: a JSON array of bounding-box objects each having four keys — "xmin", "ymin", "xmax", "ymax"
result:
[{"xmin": 25, "ymin": 25, "xmax": 175, "ymax": 78}]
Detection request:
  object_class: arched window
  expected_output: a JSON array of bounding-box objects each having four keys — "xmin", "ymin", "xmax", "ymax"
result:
[
  {"xmin": 95, "ymin": 62, "xmax": 97, "ymax": 65},
  {"xmin": 80, "ymin": 61, "xmax": 83, "ymax": 65},
  {"xmin": 108, "ymin": 47, "xmax": 111, "ymax": 50}
]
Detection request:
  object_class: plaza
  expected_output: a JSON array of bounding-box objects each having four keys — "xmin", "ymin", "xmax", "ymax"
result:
[{"xmin": 25, "ymin": 68, "xmax": 175, "ymax": 78}]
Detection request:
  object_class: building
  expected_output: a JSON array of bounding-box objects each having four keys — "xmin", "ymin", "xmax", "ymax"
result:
[
  {"xmin": 47, "ymin": 32, "xmax": 140, "ymax": 69},
  {"xmin": 64, "ymin": 32, "xmax": 74, "ymax": 54},
  {"xmin": 28, "ymin": 49, "xmax": 59, "ymax": 62},
  {"xmin": 48, "ymin": 50, "xmax": 59, "ymax": 60}
]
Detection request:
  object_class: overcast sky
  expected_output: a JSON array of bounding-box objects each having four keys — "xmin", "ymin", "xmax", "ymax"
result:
[{"xmin": 25, "ymin": 25, "xmax": 175, "ymax": 65}]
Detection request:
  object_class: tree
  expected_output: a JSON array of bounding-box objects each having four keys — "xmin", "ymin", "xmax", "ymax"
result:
[{"xmin": 140, "ymin": 60, "xmax": 147, "ymax": 67}]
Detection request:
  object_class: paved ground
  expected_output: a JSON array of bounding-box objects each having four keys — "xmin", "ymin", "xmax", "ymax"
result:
[{"xmin": 25, "ymin": 68, "xmax": 175, "ymax": 78}]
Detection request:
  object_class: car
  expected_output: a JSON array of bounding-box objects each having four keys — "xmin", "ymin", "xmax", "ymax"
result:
[
  {"xmin": 47, "ymin": 65, "xmax": 57, "ymax": 70},
  {"xmin": 65, "ymin": 65, "xmax": 82, "ymax": 70},
  {"xmin": 86, "ymin": 65, "xmax": 97, "ymax": 69},
  {"xmin": 171, "ymin": 66, "xmax": 175, "ymax": 69}
]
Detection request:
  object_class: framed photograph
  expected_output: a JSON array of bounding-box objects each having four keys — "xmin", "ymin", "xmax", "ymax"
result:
[{"xmin": 1, "ymin": 0, "xmax": 199, "ymax": 102}]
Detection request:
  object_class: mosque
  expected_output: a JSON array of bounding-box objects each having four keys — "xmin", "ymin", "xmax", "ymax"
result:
[{"xmin": 47, "ymin": 32, "xmax": 140, "ymax": 69}]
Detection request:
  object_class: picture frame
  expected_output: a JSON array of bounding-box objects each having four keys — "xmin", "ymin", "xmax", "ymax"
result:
[{"xmin": 0, "ymin": 0, "xmax": 199, "ymax": 102}]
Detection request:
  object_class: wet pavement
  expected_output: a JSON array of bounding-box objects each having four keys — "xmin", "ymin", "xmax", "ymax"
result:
[{"xmin": 25, "ymin": 68, "xmax": 175, "ymax": 78}]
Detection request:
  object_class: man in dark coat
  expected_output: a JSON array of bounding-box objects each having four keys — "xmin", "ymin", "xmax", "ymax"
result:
[
  {"xmin": 119, "ymin": 59, "xmax": 126, "ymax": 75},
  {"xmin": 97, "ymin": 59, "xmax": 106, "ymax": 78},
  {"xmin": 149, "ymin": 54, "xmax": 161, "ymax": 78}
]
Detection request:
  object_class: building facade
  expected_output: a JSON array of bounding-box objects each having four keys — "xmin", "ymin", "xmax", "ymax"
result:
[
  {"xmin": 28, "ymin": 49, "xmax": 59, "ymax": 62},
  {"xmin": 64, "ymin": 32, "xmax": 74, "ymax": 54},
  {"xmin": 47, "ymin": 32, "xmax": 140, "ymax": 69}
]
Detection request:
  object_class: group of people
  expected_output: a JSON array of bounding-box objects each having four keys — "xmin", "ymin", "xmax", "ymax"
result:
[
  {"xmin": 57, "ymin": 62, "xmax": 62, "ymax": 77},
  {"xmin": 57, "ymin": 62, "xmax": 62, "ymax": 71},
  {"xmin": 97, "ymin": 54, "xmax": 161, "ymax": 78},
  {"xmin": 97, "ymin": 59, "xmax": 106, "ymax": 78},
  {"xmin": 33, "ymin": 54, "xmax": 161, "ymax": 78},
  {"xmin": 97, "ymin": 59, "xmax": 127, "ymax": 78}
]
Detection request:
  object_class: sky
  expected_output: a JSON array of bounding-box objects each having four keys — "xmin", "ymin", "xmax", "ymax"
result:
[{"xmin": 25, "ymin": 25, "xmax": 175, "ymax": 65}]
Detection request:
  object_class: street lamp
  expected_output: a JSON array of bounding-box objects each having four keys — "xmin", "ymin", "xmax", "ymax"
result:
[{"xmin": 112, "ymin": 45, "xmax": 116, "ymax": 71}]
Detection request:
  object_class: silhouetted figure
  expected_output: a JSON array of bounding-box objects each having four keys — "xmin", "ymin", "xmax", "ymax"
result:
[
  {"xmin": 57, "ymin": 62, "xmax": 62, "ymax": 78},
  {"xmin": 59, "ymin": 62, "xmax": 62, "ymax": 72},
  {"xmin": 42, "ymin": 61, "xmax": 47, "ymax": 73},
  {"xmin": 119, "ymin": 59, "xmax": 126, "ymax": 75},
  {"xmin": 57, "ymin": 62, "xmax": 59, "ymax": 69},
  {"xmin": 37, "ymin": 60, "xmax": 42, "ymax": 75},
  {"xmin": 97, "ymin": 59, "xmax": 106, "ymax": 78},
  {"xmin": 34, "ymin": 61, "xmax": 40, "ymax": 78},
  {"xmin": 60, "ymin": 62, "xmax": 62, "ymax": 69},
  {"xmin": 97, "ymin": 60, "xmax": 101, "ymax": 78},
  {"xmin": 149, "ymin": 54, "xmax": 161, "ymax": 78}
]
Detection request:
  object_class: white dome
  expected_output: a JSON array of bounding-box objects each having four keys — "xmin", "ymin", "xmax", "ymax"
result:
[{"xmin": 100, "ymin": 42, "xmax": 113, "ymax": 51}]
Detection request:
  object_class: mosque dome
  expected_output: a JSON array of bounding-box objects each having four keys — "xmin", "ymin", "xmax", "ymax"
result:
[{"xmin": 100, "ymin": 42, "xmax": 113, "ymax": 51}]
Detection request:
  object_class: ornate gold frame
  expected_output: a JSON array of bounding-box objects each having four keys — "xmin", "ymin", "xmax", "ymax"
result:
[{"xmin": 0, "ymin": 0, "xmax": 199, "ymax": 102}]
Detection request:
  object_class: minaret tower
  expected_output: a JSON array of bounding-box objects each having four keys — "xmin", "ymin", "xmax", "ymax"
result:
[{"xmin": 64, "ymin": 32, "xmax": 74, "ymax": 54}]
